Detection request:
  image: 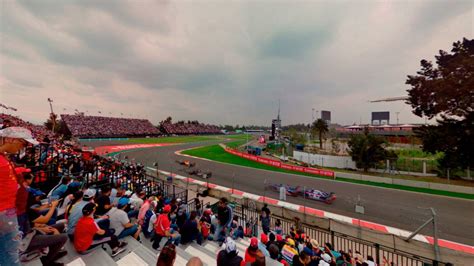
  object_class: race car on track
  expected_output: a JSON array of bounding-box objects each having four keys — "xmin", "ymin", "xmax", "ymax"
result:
[
  {"xmin": 176, "ymin": 160, "xmax": 196, "ymax": 167},
  {"xmin": 187, "ymin": 168, "xmax": 212, "ymax": 178},
  {"xmin": 304, "ymin": 189, "xmax": 336, "ymax": 204},
  {"xmin": 266, "ymin": 183, "xmax": 302, "ymax": 197}
]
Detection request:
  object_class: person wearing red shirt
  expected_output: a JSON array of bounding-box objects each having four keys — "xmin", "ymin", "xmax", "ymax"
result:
[
  {"xmin": 74, "ymin": 202, "xmax": 127, "ymax": 257},
  {"xmin": 0, "ymin": 127, "xmax": 38, "ymax": 266},
  {"xmin": 152, "ymin": 204, "xmax": 180, "ymax": 250}
]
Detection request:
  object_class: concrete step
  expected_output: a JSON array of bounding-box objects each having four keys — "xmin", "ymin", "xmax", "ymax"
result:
[{"xmin": 184, "ymin": 244, "xmax": 216, "ymax": 266}]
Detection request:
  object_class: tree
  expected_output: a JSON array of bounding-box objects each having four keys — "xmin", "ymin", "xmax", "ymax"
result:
[
  {"xmin": 406, "ymin": 38, "xmax": 473, "ymax": 172},
  {"xmin": 311, "ymin": 119, "xmax": 328, "ymax": 149},
  {"xmin": 347, "ymin": 128, "xmax": 395, "ymax": 172}
]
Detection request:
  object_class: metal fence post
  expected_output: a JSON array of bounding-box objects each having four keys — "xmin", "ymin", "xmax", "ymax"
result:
[{"xmin": 375, "ymin": 243, "xmax": 380, "ymax": 265}]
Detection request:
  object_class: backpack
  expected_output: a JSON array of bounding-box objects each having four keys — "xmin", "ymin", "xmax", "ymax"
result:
[{"xmin": 143, "ymin": 210, "xmax": 154, "ymax": 233}]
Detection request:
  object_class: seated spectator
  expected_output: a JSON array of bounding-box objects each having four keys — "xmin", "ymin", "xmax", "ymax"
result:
[
  {"xmin": 152, "ymin": 205, "xmax": 180, "ymax": 250},
  {"xmin": 95, "ymin": 186, "xmax": 112, "ymax": 216},
  {"xmin": 107, "ymin": 202, "xmax": 141, "ymax": 240},
  {"xmin": 187, "ymin": 257, "xmax": 203, "ymax": 266},
  {"xmin": 67, "ymin": 189, "xmax": 96, "ymax": 237},
  {"xmin": 138, "ymin": 196, "xmax": 154, "ymax": 225},
  {"xmin": 21, "ymin": 222, "xmax": 68, "ymax": 266},
  {"xmin": 27, "ymin": 197, "xmax": 60, "ymax": 227},
  {"xmin": 281, "ymin": 238, "xmax": 299, "ymax": 265},
  {"xmin": 51, "ymin": 176, "xmax": 71, "ymax": 199},
  {"xmin": 180, "ymin": 211, "xmax": 202, "ymax": 245},
  {"xmin": 293, "ymin": 250, "xmax": 311, "ymax": 266},
  {"xmin": 142, "ymin": 201, "xmax": 157, "ymax": 238},
  {"xmin": 217, "ymin": 237, "xmax": 243, "ymax": 266},
  {"xmin": 156, "ymin": 243, "xmax": 176, "ymax": 266},
  {"xmin": 267, "ymin": 243, "xmax": 280, "ymax": 261},
  {"xmin": 129, "ymin": 190, "xmax": 146, "ymax": 218},
  {"xmin": 74, "ymin": 202, "xmax": 127, "ymax": 257},
  {"xmin": 318, "ymin": 253, "xmax": 333, "ymax": 266},
  {"xmin": 241, "ymin": 237, "xmax": 260, "ymax": 265},
  {"xmin": 265, "ymin": 233, "xmax": 276, "ymax": 251}
]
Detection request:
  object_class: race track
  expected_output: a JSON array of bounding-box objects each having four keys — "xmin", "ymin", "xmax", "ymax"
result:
[{"xmin": 89, "ymin": 140, "xmax": 474, "ymax": 245}]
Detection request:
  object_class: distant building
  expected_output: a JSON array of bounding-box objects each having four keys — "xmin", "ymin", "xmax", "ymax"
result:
[
  {"xmin": 321, "ymin": 110, "xmax": 331, "ymax": 124},
  {"xmin": 371, "ymin": 111, "xmax": 390, "ymax": 125}
]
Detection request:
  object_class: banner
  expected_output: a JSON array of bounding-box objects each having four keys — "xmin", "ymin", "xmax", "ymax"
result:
[{"xmin": 224, "ymin": 147, "xmax": 335, "ymax": 177}]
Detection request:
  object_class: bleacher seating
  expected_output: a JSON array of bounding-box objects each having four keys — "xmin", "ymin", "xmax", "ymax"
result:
[
  {"xmin": 61, "ymin": 114, "xmax": 161, "ymax": 138},
  {"xmin": 160, "ymin": 121, "xmax": 221, "ymax": 135},
  {"xmin": 0, "ymin": 114, "xmax": 53, "ymax": 141}
]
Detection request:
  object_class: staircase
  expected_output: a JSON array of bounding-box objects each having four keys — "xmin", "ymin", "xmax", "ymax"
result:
[{"xmin": 23, "ymin": 233, "xmax": 282, "ymax": 266}]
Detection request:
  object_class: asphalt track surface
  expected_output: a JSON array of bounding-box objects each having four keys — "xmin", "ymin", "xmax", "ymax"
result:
[{"xmin": 89, "ymin": 140, "xmax": 474, "ymax": 245}]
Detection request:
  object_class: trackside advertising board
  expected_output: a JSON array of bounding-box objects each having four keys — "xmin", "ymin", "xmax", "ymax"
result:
[{"xmin": 224, "ymin": 147, "xmax": 335, "ymax": 177}]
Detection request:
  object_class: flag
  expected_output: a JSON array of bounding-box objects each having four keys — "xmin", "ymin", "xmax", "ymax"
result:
[
  {"xmin": 8, "ymin": 106, "xmax": 17, "ymax": 111},
  {"xmin": 0, "ymin": 103, "xmax": 7, "ymax": 109}
]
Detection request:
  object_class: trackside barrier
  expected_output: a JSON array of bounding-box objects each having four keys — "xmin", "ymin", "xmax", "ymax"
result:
[
  {"xmin": 156, "ymin": 171, "xmax": 472, "ymax": 265},
  {"xmin": 224, "ymin": 147, "xmax": 335, "ymax": 177}
]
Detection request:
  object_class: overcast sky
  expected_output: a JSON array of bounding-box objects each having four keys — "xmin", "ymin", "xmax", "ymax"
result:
[{"xmin": 1, "ymin": 0, "xmax": 472, "ymax": 126}]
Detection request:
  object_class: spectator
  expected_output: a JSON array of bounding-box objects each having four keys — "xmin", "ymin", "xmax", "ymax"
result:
[
  {"xmin": 51, "ymin": 176, "xmax": 71, "ymax": 199},
  {"xmin": 156, "ymin": 243, "xmax": 176, "ymax": 266},
  {"xmin": 214, "ymin": 197, "xmax": 233, "ymax": 242},
  {"xmin": 152, "ymin": 205, "xmax": 180, "ymax": 250},
  {"xmin": 74, "ymin": 203, "xmax": 127, "ymax": 257},
  {"xmin": 261, "ymin": 204, "xmax": 271, "ymax": 234},
  {"xmin": 274, "ymin": 219, "xmax": 283, "ymax": 235},
  {"xmin": 67, "ymin": 189, "xmax": 96, "ymax": 237},
  {"xmin": 107, "ymin": 201, "xmax": 141, "ymax": 240},
  {"xmin": 180, "ymin": 211, "xmax": 202, "ymax": 245},
  {"xmin": 217, "ymin": 237, "xmax": 243, "ymax": 266},
  {"xmin": 16, "ymin": 168, "xmax": 33, "ymax": 234},
  {"xmin": 95, "ymin": 186, "xmax": 112, "ymax": 216},
  {"xmin": 241, "ymin": 237, "xmax": 260, "ymax": 265},
  {"xmin": 0, "ymin": 126, "xmax": 38, "ymax": 266},
  {"xmin": 187, "ymin": 257, "xmax": 203, "ymax": 266},
  {"xmin": 281, "ymin": 238, "xmax": 299, "ymax": 265},
  {"xmin": 267, "ymin": 243, "xmax": 280, "ymax": 261},
  {"xmin": 318, "ymin": 253, "xmax": 333, "ymax": 266},
  {"xmin": 138, "ymin": 196, "xmax": 154, "ymax": 226},
  {"xmin": 21, "ymin": 222, "xmax": 68, "ymax": 266},
  {"xmin": 293, "ymin": 250, "xmax": 311, "ymax": 266},
  {"xmin": 142, "ymin": 201, "xmax": 157, "ymax": 238},
  {"xmin": 265, "ymin": 233, "xmax": 276, "ymax": 251}
]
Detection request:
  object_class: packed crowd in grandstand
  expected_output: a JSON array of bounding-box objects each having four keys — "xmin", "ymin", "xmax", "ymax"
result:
[
  {"xmin": 61, "ymin": 114, "xmax": 161, "ymax": 138},
  {"xmin": 0, "ymin": 119, "xmax": 385, "ymax": 266},
  {"xmin": 160, "ymin": 121, "xmax": 221, "ymax": 135},
  {"xmin": 1, "ymin": 114, "xmax": 54, "ymax": 141}
]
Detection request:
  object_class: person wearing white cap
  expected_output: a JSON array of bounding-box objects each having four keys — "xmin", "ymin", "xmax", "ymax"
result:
[
  {"xmin": 0, "ymin": 127, "xmax": 39, "ymax": 266},
  {"xmin": 318, "ymin": 253, "xmax": 333, "ymax": 266},
  {"xmin": 217, "ymin": 237, "xmax": 243, "ymax": 266},
  {"xmin": 67, "ymin": 189, "xmax": 97, "ymax": 237}
]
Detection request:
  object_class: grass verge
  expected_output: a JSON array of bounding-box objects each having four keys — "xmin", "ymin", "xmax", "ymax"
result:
[{"xmin": 182, "ymin": 142, "xmax": 474, "ymax": 200}]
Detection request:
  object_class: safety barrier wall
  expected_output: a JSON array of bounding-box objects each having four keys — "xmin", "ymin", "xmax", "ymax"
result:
[{"xmin": 224, "ymin": 147, "xmax": 335, "ymax": 178}]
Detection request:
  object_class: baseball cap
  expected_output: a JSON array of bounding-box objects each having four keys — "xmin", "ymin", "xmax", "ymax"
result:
[
  {"xmin": 250, "ymin": 237, "xmax": 258, "ymax": 249},
  {"xmin": 14, "ymin": 167, "xmax": 31, "ymax": 175},
  {"xmin": 118, "ymin": 197, "xmax": 130, "ymax": 208},
  {"xmin": 260, "ymin": 233, "xmax": 268, "ymax": 244},
  {"xmin": 225, "ymin": 237, "xmax": 237, "ymax": 253},
  {"xmin": 276, "ymin": 235, "xmax": 283, "ymax": 241},
  {"xmin": 124, "ymin": 190, "xmax": 133, "ymax": 196},
  {"xmin": 322, "ymin": 253, "xmax": 332, "ymax": 263},
  {"xmin": 0, "ymin": 127, "xmax": 39, "ymax": 145},
  {"xmin": 83, "ymin": 189, "xmax": 96, "ymax": 200},
  {"xmin": 163, "ymin": 205, "xmax": 171, "ymax": 213}
]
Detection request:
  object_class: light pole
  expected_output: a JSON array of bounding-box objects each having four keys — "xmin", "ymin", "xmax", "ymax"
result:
[{"xmin": 47, "ymin": 98, "xmax": 56, "ymax": 134}]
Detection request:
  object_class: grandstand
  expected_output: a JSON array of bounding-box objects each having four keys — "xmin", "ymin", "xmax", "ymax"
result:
[
  {"xmin": 160, "ymin": 121, "xmax": 221, "ymax": 135},
  {"xmin": 0, "ymin": 114, "xmax": 53, "ymax": 141},
  {"xmin": 61, "ymin": 114, "xmax": 161, "ymax": 138}
]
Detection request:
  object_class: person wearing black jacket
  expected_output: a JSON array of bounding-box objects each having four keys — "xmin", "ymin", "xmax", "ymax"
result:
[
  {"xmin": 214, "ymin": 197, "xmax": 233, "ymax": 242},
  {"xmin": 217, "ymin": 237, "xmax": 243, "ymax": 266}
]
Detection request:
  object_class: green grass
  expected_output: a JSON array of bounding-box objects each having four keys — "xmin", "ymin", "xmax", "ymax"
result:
[{"xmin": 182, "ymin": 143, "xmax": 474, "ymax": 200}]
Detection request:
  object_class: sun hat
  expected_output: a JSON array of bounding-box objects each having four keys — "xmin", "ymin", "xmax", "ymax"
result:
[{"xmin": 0, "ymin": 127, "xmax": 39, "ymax": 145}]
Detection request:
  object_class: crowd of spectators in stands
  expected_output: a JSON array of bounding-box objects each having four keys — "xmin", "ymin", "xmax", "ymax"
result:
[
  {"xmin": 160, "ymin": 120, "xmax": 221, "ymax": 135},
  {"xmin": 1, "ymin": 123, "xmax": 393, "ymax": 266},
  {"xmin": 61, "ymin": 114, "xmax": 161, "ymax": 138},
  {"xmin": 0, "ymin": 114, "xmax": 54, "ymax": 141}
]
